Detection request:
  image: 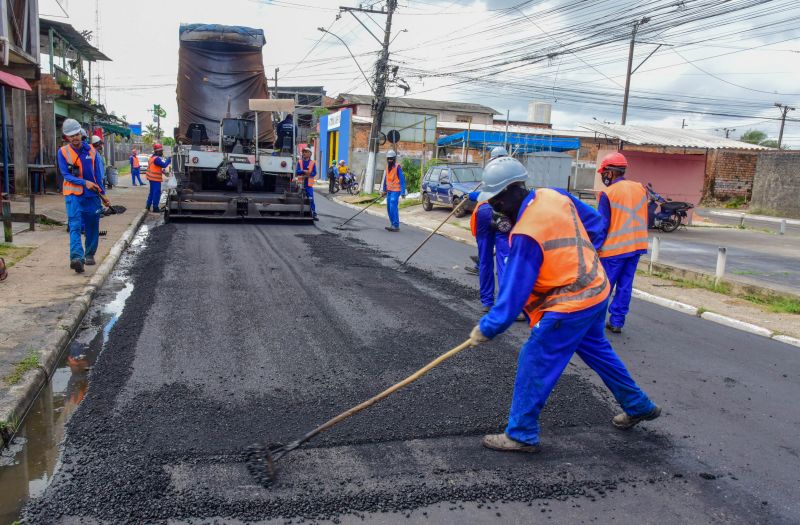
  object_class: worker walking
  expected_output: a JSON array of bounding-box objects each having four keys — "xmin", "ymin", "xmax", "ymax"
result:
[
  {"xmin": 596, "ymin": 152, "xmax": 649, "ymax": 333},
  {"xmin": 58, "ymin": 119, "xmax": 104, "ymax": 274},
  {"xmin": 146, "ymin": 143, "xmax": 171, "ymax": 212},
  {"xmin": 130, "ymin": 149, "xmax": 143, "ymax": 186},
  {"xmin": 380, "ymin": 150, "xmax": 406, "ymax": 232},
  {"xmin": 296, "ymin": 147, "xmax": 318, "ymax": 220},
  {"xmin": 91, "ymin": 136, "xmax": 109, "ymax": 189},
  {"xmin": 469, "ymin": 156, "xmax": 660, "ymax": 453}
]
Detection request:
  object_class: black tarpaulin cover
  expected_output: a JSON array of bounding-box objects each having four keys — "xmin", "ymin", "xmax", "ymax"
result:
[{"xmin": 176, "ymin": 24, "xmax": 275, "ymax": 144}]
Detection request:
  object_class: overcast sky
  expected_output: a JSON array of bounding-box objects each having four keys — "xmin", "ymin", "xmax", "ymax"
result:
[{"xmin": 40, "ymin": 0, "xmax": 800, "ymax": 147}]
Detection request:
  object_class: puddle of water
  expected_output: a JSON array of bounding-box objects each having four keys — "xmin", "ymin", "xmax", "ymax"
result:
[{"xmin": 0, "ymin": 225, "xmax": 150, "ymax": 524}]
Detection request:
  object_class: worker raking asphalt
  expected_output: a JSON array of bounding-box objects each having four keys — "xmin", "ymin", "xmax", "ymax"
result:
[{"xmin": 21, "ymin": 217, "xmax": 776, "ymax": 524}]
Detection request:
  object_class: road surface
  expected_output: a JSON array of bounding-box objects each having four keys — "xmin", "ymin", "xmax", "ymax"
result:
[
  {"xmin": 696, "ymin": 208, "xmax": 800, "ymax": 237},
  {"xmin": 23, "ymin": 195, "xmax": 800, "ymax": 524}
]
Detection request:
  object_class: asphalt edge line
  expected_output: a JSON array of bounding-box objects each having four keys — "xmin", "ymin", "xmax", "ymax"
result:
[
  {"xmin": 326, "ymin": 194, "xmax": 800, "ymax": 349},
  {"xmin": 0, "ymin": 209, "xmax": 148, "ymax": 446}
]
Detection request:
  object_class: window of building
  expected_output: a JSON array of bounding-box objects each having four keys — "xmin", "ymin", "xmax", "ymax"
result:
[{"xmin": 455, "ymin": 114, "xmax": 472, "ymax": 123}]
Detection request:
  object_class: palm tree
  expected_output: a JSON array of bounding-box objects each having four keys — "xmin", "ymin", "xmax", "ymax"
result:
[{"xmin": 142, "ymin": 123, "xmax": 162, "ymax": 144}]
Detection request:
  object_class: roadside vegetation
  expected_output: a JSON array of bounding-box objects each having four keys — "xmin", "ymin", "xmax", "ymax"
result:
[
  {"xmin": 3, "ymin": 350, "xmax": 40, "ymax": 385},
  {"xmin": 0, "ymin": 243, "xmax": 35, "ymax": 267}
]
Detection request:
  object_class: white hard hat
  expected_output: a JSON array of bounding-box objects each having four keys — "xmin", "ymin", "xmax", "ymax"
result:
[
  {"xmin": 476, "ymin": 156, "xmax": 529, "ymax": 202},
  {"xmin": 386, "ymin": 150, "xmax": 397, "ymax": 158},
  {"xmin": 91, "ymin": 135, "xmax": 103, "ymax": 145},
  {"xmin": 490, "ymin": 146, "xmax": 508, "ymax": 159},
  {"xmin": 62, "ymin": 118, "xmax": 81, "ymax": 137}
]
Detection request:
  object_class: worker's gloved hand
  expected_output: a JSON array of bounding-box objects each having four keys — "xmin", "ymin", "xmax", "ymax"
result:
[
  {"xmin": 469, "ymin": 324, "xmax": 490, "ymax": 346},
  {"xmin": 401, "ymin": 192, "xmax": 406, "ymax": 199},
  {"xmin": 85, "ymin": 181, "xmax": 100, "ymax": 193}
]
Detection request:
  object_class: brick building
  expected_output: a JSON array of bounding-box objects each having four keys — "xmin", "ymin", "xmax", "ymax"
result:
[{"xmin": 579, "ymin": 123, "xmax": 771, "ymax": 204}]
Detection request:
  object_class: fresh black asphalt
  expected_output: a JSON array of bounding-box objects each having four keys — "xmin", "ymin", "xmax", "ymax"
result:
[{"xmin": 22, "ymin": 195, "xmax": 800, "ymax": 523}]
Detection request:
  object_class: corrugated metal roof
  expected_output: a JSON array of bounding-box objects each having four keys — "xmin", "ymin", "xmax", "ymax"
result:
[
  {"xmin": 40, "ymin": 19, "xmax": 111, "ymax": 61},
  {"xmin": 579, "ymin": 122, "xmax": 772, "ymax": 150},
  {"xmin": 351, "ymin": 115, "xmax": 596, "ymax": 139},
  {"xmin": 333, "ymin": 93, "xmax": 499, "ymax": 115}
]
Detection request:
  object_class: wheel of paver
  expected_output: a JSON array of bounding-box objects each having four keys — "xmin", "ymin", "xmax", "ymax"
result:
[
  {"xmin": 163, "ymin": 205, "xmax": 171, "ymax": 223},
  {"xmin": 331, "ymin": 180, "xmax": 340, "ymax": 194},
  {"xmin": 422, "ymin": 193, "xmax": 433, "ymax": 211},
  {"xmin": 661, "ymin": 213, "xmax": 681, "ymax": 233},
  {"xmin": 452, "ymin": 197, "xmax": 467, "ymax": 218},
  {"xmin": 348, "ymin": 182, "xmax": 360, "ymax": 195}
]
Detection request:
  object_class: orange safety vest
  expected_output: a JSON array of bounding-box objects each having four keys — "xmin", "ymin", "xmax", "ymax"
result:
[
  {"xmin": 131, "ymin": 155, "xmax": 140, "ymax": 169},
  {"xmin": 298, "ymin": 159, "xmax": 316, "ymax": 186},
  {"xmin": 599, "ymin": 180, "xmax": 649, "ymax": 258},
  {"xmin": 510, "ymin": 188, "xmax": 610, "ymax": 327},
  {"xmin": 385, "ymin": 165, "xmax": 401, "ymax": 192},
  {"xmin": 60, "ymin": 145, "xmax": 97, "ymax": 196},
  {"xmin": 147, "ymin": 155, "xmax": 163, "ymax": 182},
  {"xmin": 470, "ymin": 201, "xmax": 490, "ymax": 237}
]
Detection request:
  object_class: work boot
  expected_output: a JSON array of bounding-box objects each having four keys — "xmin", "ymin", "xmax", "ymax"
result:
[
  {"xmin": 515, "ymin": 313, "xmax": 526, "ymax": 322},
  {"xmin": 85, "ymin": 255, "xmax": 96, "ymax": 266},
  {"xmin": 470, "ymin": 255, "xmax": 479, "ymax": 265},
  {"xmin": 612, "ymin": 405, "xmax": 662, "ymax": 430},
  {"xmin": 605, "ymin": 322, "xmax": 622, "ymax": 334},
  {"xmin": 313, "ymin": 213, "xmax": 319, "ymax": 221},
  {"xmin": 385, "ymin": 226, "xmax": 399, "ymax": 232},
  {"xmin": 465, "ymin": 265, "xmax": 479, "ymax": 275},
  {"xmin": 482, "ymin": 433, "xmax": 541, "ymax": 453},
  {"xmin": 70, "ymin": 259, "xmax": 85, "ymax": 274}
]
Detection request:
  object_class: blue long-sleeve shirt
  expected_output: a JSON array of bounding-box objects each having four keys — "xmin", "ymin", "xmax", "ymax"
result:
[
  {"xmin": 597, "ymin": 177, "xmax": 648, "ymax": 260},
  {"xmin": 151, "ymin": 155, "xmax": 171, "ymax": 169},
  {"xmin": 382, "ymin": 164, "xmax": 406, "ymax": 194},
  {"xmin": 58, "ymin": 141, "xmax": 104, "ymax": 197},
  {"xmin": 479, "ymin": 188, "xmax": 606, "ymax": 338}
]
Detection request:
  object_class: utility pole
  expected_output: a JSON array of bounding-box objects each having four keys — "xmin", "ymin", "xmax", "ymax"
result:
[
  {"xmin": 775, "ymin": 102, "xmax": 795, "ymax": 149},
  {"xmin": 681, "ymin": 119, "xmax": 686, "ymax": 129},
  {"xmin": 341, "ymin": 1, "xmax": 397, "ymax": 194},
  {"xmin": 621, "ymin": 17, "xmax": 650, "ymax": 125}
]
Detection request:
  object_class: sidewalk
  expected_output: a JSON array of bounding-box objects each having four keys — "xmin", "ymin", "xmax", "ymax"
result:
[
  {"xmin": 0, "ymin": 181, "xmax": 149, "ymax": 440},
  {"xmin": 325, "ymin": 191, "xmax": 800, "ymax": 342}
]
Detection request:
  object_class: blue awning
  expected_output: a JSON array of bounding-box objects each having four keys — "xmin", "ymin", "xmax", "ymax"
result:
[{"xmin": 437, "ymin": 130, "xmax": 580, "ymax": 153}]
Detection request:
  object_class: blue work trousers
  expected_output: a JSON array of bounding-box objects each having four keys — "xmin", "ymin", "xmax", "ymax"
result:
[
  {"xmin": 601, "ymin": 254, "xmax": 640, "ymax": 328},
  {"xmin": 506, "ymin": 301, "xmax": 656, "ymax": 445},
  {"xmin": 477, "ymin": 231, "xmax": 509, "ymax": 307},
  {"xmin": 305, "ymin": 186, "xmax": 316, "ymax": 214},
  {"xmin": 386, "ymin": 191, "xmax": 400, "ymax": 228},
  {"xmin": 131, "ymin": 168, "xmax": 143, "ymax": 186},
  {"xmin": 65, "ymin": 195, "xmax": 101, "ymax": 262},
  {"xmin": 146, "ymin": 181, "xmax": 161, "ymax": 211}
]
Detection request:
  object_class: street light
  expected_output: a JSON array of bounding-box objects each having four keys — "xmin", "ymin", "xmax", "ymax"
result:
[{"xmin": 318, "ymin": 27, "xmax": 374, "ymax": 91}]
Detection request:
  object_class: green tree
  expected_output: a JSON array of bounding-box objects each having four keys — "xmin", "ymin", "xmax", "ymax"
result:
[
  {"xmin": 312, "ymin": 107, "xmax": 330, "ymax": 118},
  {"xmin": 740, "ymin": 129, "xmax": 767, "ymax": 144},
  {"xmin": 161, "ymin": 137, "xmax": 176, "ymax": 146},
  {"xmin": 142, "ymin": 123, "xmax": 162, "ymax": 144}
]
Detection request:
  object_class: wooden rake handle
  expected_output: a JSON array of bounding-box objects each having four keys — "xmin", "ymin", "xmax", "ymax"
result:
[{"xmin": 298, "ymin": 338, "xmax": 473, "ymax": 445}]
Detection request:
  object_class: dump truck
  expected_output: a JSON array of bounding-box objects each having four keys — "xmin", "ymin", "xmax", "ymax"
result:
[{"xmin": 167, "ymin": 23, "xmax": 312, "ymax": 221}]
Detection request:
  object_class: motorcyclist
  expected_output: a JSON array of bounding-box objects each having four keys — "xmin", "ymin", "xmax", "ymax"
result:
[{"xmin": 338, "ymin": 160, "xmax": 349, "ymax": 188}]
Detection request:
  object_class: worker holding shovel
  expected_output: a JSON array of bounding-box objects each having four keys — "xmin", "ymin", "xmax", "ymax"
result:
[
  {"xmin": 58, "ymin": 119, "xmax": 104, "ymax": 274},
  {"xmin": 468, "ymin": 156, "xmax": 660, "ymax": 453},
  {"xmin": 380, "ymin": 150, "xmax": 406, "ymax": 232}
]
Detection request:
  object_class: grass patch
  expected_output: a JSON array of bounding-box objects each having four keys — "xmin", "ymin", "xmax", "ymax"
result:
[
  {"xmin": 0, "ymin": 243, "xmax": 35, "ymax": 267},
  {"xmin": 399, "ymin": 198, "xmax": 422, "ymax": 209},
  {"xmin": 4, "ymin": 350, "xmax": 40, "ymax": 385},
  {"xmin": 647, "ymin": 269, "xmax": 800, "ymax": 314},
  {"xmin": 724, "ymin": 196, "xmax": 748, "ymax": 209},
  {"xmin": 116, "ymin": 164, "xmax": 131, "ymax": 175},
  {"xmin": 697, "ymin": 306, "xmax": 708, "ymax": 316}
]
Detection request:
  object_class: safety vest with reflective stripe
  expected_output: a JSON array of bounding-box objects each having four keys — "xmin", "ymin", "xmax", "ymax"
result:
[
  {"xmin": 60, "ymin": 145, "xmax": 97, "ymax": 196},
  {"xmin": 470, "ymin": 201, "xmax": 490, "ymax": 237},
  {"xmin": 147, "ymin": 155, "xmax": 163, "ymax": 182},
  {"xmin": 386, "ymin": 165, "xmax": 401, "ymax": 192},
  {"xmin": 297, "ymin": 159, "xmax": 316, "ymax": 187},
  {"xmin": 131, "ymin": 155, "xmax": 140, "ymax": 169},
  {"xmin": 599, "ymin": 180, "xmax": 649, "ymax": 258},
  {"xmin": 510, "ymin": 188, "xmax": 610, "ymax": 327}
]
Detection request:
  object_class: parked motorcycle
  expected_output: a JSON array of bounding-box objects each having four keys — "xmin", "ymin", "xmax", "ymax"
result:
[{"xmin": 646, "ymin": 182, "xmax": 694, "ymax": 233}]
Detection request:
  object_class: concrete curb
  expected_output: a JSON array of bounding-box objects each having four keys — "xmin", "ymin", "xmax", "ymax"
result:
[
  {"xmin": 325, "ymin": 195, "xmax": 800, "ymax": 350},
  {"xmin": 0, "ymin": 209, "xmax": 148, "ymax": 443}
]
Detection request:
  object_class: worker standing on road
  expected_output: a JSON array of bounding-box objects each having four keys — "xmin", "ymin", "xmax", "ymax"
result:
[
  {"xmin": 469, "ymin": 156, "xmax": 660, "ymax": 453},
  {"xmin": 296, "ymin": 147, "xmax": 318, "ymax": 221},
  {"xmin": 328, "ymin": 160, "xmax": 337, "ymax": 192},
  {"xmin": 469, "ymin": 196, "xmax": 510, "ymax": 311},
  {"xmin": 91, "ymin": 135, "xmax": 109, "ymax": 189},
  {"xmin": 58, "ymin": 118, "xmax": 104, "ymax": 274},
  {"xmin": 596, "ymin": 152, "xmax": 649, "ymax": 333},
  {"xmin": 465, "ymin": 147, "xmax": 509, "ymax": 276},
  {"xmin": 380, "ymin": 150, "xmax": 406, "ymax": 232},
  {"xmin": 130, "ymin": 149, "xmax": 143, "ymax": 186},
  {"xmin": 146, "ymin": 143, "xmax": 171, "ymax": 213}
]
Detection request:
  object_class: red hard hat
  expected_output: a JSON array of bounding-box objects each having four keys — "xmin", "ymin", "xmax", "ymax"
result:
[
  {"xmin": 597, "ymin": 152, "xmax": 628, "ymax": 173},
  {"xmin": 153, "ymin": 142, "xmax": 163, "ymax": 151}
]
